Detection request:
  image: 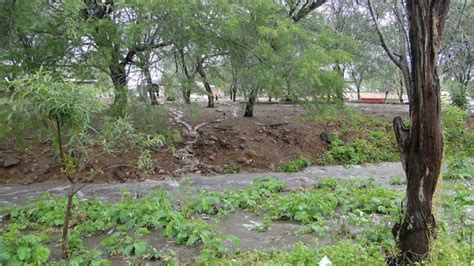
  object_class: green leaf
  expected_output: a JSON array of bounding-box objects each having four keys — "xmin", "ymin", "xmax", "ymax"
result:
[
  {"xmin": 186, "ymin": 235, "xmax": 199, "ymax": 246},
  {"xmin": 133, "ymin": 241, "xmax": 148, "ymax": 257},
  {"xmin": 35, "ymin": 245, "xmax": 50, "ymax": 263},
  {"xmin": 17, "ymin": 246, "xmax": 31, "ymax": 261}
]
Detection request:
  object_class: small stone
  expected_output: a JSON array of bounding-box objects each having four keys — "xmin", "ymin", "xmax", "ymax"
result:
[
  {"xmin": 239, "ymin": 143, "xmax": 247, "ymax": 149},
  {"xmin": 209, "ymin": 154, "xmax": 216, "ymax": 161},
  {"xmin": 3, "ymin": 157, "xmax": 20, "ymax": 168},
  {"xmin": 244, "ymin": 149, "xmax": 257, "ymax": 159},
  {"xmin": 30, "ymin": 163, "xmax": 51, "ymax": 174},
  {"xmin": 209, "ymin": 135, "xmax": 219, "ymax": 142}
]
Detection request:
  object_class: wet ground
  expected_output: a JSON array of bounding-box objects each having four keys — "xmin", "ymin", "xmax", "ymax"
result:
[{"xmin": 1, "ymin": 161, "xmax": 472, "ymax": 264}]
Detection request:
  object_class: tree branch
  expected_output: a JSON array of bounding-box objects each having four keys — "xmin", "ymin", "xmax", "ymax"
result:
[
  {"xmin": 393, "ymin": 116, "xmax": 410, "ymax": 170},
  {"xmin": 367, "ymin": 0, "xmax": 403, "ymax": 70},
  {"xmin": 291, "ymin": 0, "xmax": 327, "ymax": 22},
  {"xmin": 120, "ymin": 41, "xmax": 170, "ymax": 66}
]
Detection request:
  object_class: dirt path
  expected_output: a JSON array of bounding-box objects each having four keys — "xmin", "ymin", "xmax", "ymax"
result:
[{"xmin": 0, "ymin": 162, "xmax": 405, "ymax": 206}]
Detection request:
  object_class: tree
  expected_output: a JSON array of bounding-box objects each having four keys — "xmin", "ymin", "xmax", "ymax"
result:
[
  {"xmin": 1, "ymin": 71, "xmax": 105, "ymax": 258},
  {"xmin": 441, "ymin": 0, "xmax": 473, "ymax": 87},
  {"xmin": 391, "ymin": 0, "xmax": 450, "ymax": 263},
  {"xmin": 367, "ymin": 0, "xmax": 413, "ymax": 106},
  {"xmin": 69, "ymin": 0, "xmax": 169, "ymax": 116},
  {"xmin": 0, "ymin": 1, "xmax": 71, "ymax": 84},
  {"xmin": 219, "ymin": 0, "xmax": 347, "ymax": 117},
  {"xmin": 440, "ymin": 0, "xmax": 472, "ymax": 109}
]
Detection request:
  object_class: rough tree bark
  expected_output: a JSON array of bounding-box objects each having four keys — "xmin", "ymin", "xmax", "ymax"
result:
[
  {"xmin": 230, "ymin": 84, "xmax": 237, "ymax": 102},
  {"xmin": 196, "ymin": 59, "xmax": 214, "ymax": 108},
  {"xmin": 391, "ymin": 0, "xmax": 450, "ymax": 264},
  {"xmin": 243, "ymin": 88, "xmax": 258, "ymax": 117},
  {"xmin": 289, "ymin": 0, "xmax": 327, "ymax": 22},
  {"xmin": 179, "ymin": 49, "xmax": 193, "ymax": 104},
  {"xmin": 350, "ymin": 70, "xmax": 363, "ymax": 101},
  {"xmin": 109, "ymin": 64, "xmax": 128, "ymax": 117},
  {"xmin": 143, "ymin": 66, "xmax": 159, "ymax": 105}
]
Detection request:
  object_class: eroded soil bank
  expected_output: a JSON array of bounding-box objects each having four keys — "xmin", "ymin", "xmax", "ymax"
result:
[{"xmin": 0, "ymin": 102, "xmax": 413, "ymax": 184}]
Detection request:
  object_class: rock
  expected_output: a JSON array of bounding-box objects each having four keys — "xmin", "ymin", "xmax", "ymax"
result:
[
  {"xmin": 244, "ymin": 149, "xmax": 257, "ymax": 159},
  {"xmin": 3, "ymin": 157, "xmax": 20, "ymax": 168},
  {"xmin": 319, "ymin": 132, "xmax": 331, "ymax": 145},
  {"xmin": 237, "ymin": 157, "xmax": 246, "ymax": 163},
  {"xmin": 30, "ymin": 163, "xmax": 51, "ymax": 174},
  {"xmin": 239, "ymin": 143, "xmax": 247, "ymax": 149},
  {"xmin": 209, "ymin": 135, "xmax": 219, "ymax": 142},
  {"xmin": 113, "ymin": 169, "xmax": 128, "ymax": 182},
  {"xmin": 209, "ymin": 154, "xmax": 216, "ymax": 161},
  {"xmin": 9, "ymin": 168, "xmax": 19, "ymax": 175},
  {"xmin": 319, "ymin": 256, "xmax": 332, "ymax": 266}
]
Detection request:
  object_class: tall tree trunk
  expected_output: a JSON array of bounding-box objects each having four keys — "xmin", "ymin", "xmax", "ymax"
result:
[
  {"xmin": 179, "ymin": 48, "xmax": 193, "ymax": 104},
  {"xmin": 196, "ymin": 60, "xmax": 214, "ymax": 108},
  {"xmin": 144, "ymin": 66, "xmax": 158, "ymax": 105},
  {"xmin": 110, "ymin": 65, "xmax": 128, "ymax": 117},
  {"xmin": 183, "ymin": 89, "xmax": 191, "ymax": 104},
  {"xmin": 244, "ymin": 88, "xmax": 258, "ymax": 117},
  {"xmin": 284, "ymin": 74, "xmax": 292, "ymax": 102},
  {"xmin": 391, "ymin": 0, "xmax": 449, "ymax": 263},
  {"xmin": 355, "ymin": 79, "xmax": 362, "ymax": 102},
  {"xmin": 61, "ymin": 184, "xmax": 74, "ymax": 258},
  {"xmin": 395, "ymin": 0, "xmax": 413, "ymax": 106},
  {"xmin": 350, "ymin": 71, "xmax": 363, "ymax": 102},
  {"xmin": 231, "ymin": 83, "xmax": 237, "ymax": 102},
  {"xmin": 398, "ymin": 76, "xmax": 404, "ymax": 103}
]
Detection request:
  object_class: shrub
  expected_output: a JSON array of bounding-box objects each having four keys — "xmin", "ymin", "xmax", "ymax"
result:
[
  {"xmin": 442, "ymin": 103, "xmax": 474, "ymax": 157},
  {"xmin": 281, "ymin": 156, "xmax": 311, "ymax": 172},
  {"xmin": 444, "ymin": 153, "xmax": 474, "ymax": 180},
  {"xmin": 321, "ymin": 131, "xmax": 398, "ymax": 165},
  {"xmin": 449, "ymin": 83, "xmax": 469, "ymax": 110}
]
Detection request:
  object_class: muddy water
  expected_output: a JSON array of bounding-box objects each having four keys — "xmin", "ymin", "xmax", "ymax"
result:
[
  {"xmin": 1, "ymin": 161, "xmax": 472, "ymax": 264},
  {"xmin": 0, "ymin": 162, "xmax": 405, "ymax": 206}
]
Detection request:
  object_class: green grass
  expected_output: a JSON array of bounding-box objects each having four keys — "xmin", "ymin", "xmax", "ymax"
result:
[{"xmin": 281, "ymin": 156, "xmax": 311, "ymax": 172}]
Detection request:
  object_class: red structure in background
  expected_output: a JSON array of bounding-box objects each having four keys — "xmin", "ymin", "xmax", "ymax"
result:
[{"xmin": 359, "ymin": 98, "xmax": 386, "ymax": 103}]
